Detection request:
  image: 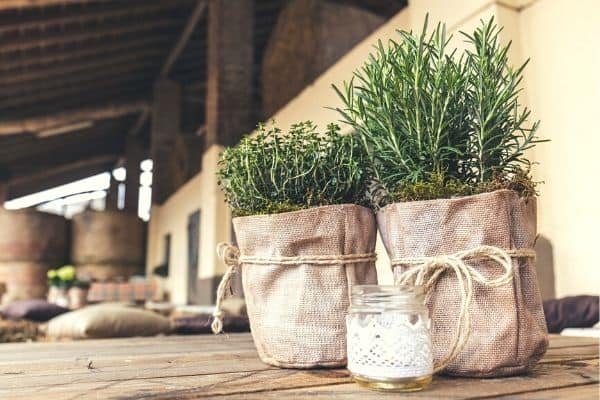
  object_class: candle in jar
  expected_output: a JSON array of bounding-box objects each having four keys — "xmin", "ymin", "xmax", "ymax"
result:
[{"xmin": 346, "ymin": 285, "xmax": 433, "ymax": 392}]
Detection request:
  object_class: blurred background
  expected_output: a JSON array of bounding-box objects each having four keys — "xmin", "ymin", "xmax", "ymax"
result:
[{"xmin": 0, "ymin": 0, "xmax": 597, "ymax": 312}]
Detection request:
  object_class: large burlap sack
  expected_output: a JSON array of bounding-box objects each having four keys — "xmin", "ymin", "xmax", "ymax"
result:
[
  {"xmin": 230, "ymin": 204, "xmax": 377, "ymax": 368},
  {"xmin": 377, "ymin": 190, "xmax": 548, "ymax": 377}
]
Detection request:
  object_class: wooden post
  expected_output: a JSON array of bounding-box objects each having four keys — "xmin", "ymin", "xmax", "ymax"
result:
[
  {"xmin": 0, "ymin": 182, "xmax": 7, "ymax": 206},
  {"xmin": 151, "ymin": 79, "xmax": 181, "ymax": 204},
  {"xmin": 124, "ymin": 136, "xmax": 146, "ymax": 213},
  {"xmin": 105, "ymin": 175, "xmax": 119, "ymax": 211},
  {"xmin": 205, "ymin": 0, "xmax": 254, "ymax": 147}
]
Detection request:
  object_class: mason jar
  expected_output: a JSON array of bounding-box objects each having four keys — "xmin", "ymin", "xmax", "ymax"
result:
[{"xmin": 346, "ymin": 285, "xmax": 433, "ymax": 392}]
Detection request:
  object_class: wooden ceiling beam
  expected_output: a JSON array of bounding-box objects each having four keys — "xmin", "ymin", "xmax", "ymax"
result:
[
  {"xmin": 0, "ymin": 49, "xmax": 164, "ymax": 87},
  {"xmin": 160, "ymin": 0, "xmax": 207, "ymax": 77},
  {"xmin": 129, "ymin": 0, "xmax": 207, "ymax": 137},
  {"xmin": 0, "ymin": 18, "xmax": 180, "ymax": 55},
  {"xmin": 0, "ymin": 101, "xmax": 149, "ymax": 135},
  {"xmin": 0, "ymin": 57, "xmax": 158, "ymax": 100},
  {"xmin": 1, "ymin": 36, "xmax": 172, "ymax": 72},
  {"xmin": 0, "ymin": 77, "xmax": 152, "ymax": 110},
  {"xmin": 0, "ymin": 0, "xmax": 109, "ymax": 11},
  {"xmin": 7, "ymin": 155, "xmax": 119, "ymax": 200},
  {"xmin": 0, "ymin": 3, "xmax": 186, "ymax": 35}
]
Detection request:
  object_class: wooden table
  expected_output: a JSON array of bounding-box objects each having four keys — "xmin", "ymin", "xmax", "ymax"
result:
[{"xmin": 0, "ymin": 334, "xmax": 597, "ymax": 399}]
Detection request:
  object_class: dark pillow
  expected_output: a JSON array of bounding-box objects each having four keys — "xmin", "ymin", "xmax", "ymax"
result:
[
  {"xmin": 173, "ymin": 314, "xmax": 250, "ymax": 335},
  {"xmin": 1, "ymin": 299, "xmax": 69, "ymax": 322},
  {"xmin": 543, "ymin": 295, "xmax": 599, "ymax": 333}
]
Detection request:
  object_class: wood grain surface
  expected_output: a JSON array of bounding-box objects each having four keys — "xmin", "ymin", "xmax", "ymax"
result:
[{"xmin": 0, "ymin": 334, "xmax": 597, "ymax": 399}]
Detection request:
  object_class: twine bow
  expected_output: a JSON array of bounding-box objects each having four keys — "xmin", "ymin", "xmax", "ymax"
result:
[
  {"xmin": 393, "ymin": 245, "xmax": 536, "ymax": 373},
  {"xmin": 211, "ymin": 243, "xmax": 241, "ymax": 334},
  {"xmin": 211, "ymin": 242, "xmax": 377, "ymax": 334}
]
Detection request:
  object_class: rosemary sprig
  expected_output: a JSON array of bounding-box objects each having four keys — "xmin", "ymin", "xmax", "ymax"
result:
[{"xmin": 334, "ymin": 16, "xmax": 545, "ymax": 206}]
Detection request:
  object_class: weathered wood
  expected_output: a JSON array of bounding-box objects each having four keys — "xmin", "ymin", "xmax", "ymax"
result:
[
  {"xmin": 0, "ymin": 334, "xmax": 596, "ymax": 399},
  {"xmin": 0, "ymin": 49, "xmax": 165, "ymax": 86},
  {"xmin": 151, "ymin": 79, "xmax": 181, "ymax": 204},
  {"xmin": 124, "ymin": 0, "xmax": 207, "ymax": 144},
  {"xmin": 0, "ymin": 64, "xmax": 155, "ymax": 105},
  {"xmin": 0, "ymin": 0, "xmax": 108, "ymax": 11},
  {"xmin": 0, "ymin": 36, "xmax": 171, "ymax": 72},
  {"xmin": 6, "ymin": 155, "xmax": 117, "ymax": 200},
  {"xmin": 0, "ymin": 2, "xmax": 187, "ymax": 35},
  {"xmin": 494, "ymin": 383, "xmax": 599, "ymax": 399},
  {"xmin": 205, "ymin": 0, "xmax": 255, "ymax": 147},
  {"xmin": 104, "ymin": 176, "xmax": 119, "ymax": 211},
  {"xmin": 0, "ymin": 183, "xmax": 7, "ymax": 204},
  {"xmin": 261, "ymin": 0, "xmax": 384, "ymax": 117},
  {"xmin": 0, "ymin": 101, "xmax": 148, "ymax": 135},
  {"xmin": 124, "ymin": 136, "xmax": 146, "ymax": 213},
  {"xmin": 160, "ymin": 0, "xmax": 207, "ymax": 77},
  {"xmin": 0, "ymin": 18, "xmax": 180, "ymax": 55}
]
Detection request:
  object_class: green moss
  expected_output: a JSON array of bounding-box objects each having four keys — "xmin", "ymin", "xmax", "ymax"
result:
[{"xmin": 390, "ymin": 169, "xmax": 538, "ymax": 204}]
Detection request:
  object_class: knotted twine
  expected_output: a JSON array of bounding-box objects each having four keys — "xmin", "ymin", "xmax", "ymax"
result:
[
  {"xmin": 212, "ymin": 242, "xmax": 377, "ymax": 334},
  {"xmin": 393, "ymin": 245, "xmax": 536, "ymax": 373}
]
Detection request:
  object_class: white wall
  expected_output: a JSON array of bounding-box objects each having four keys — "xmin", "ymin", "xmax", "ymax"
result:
[{"xmin": 519, "ymin": 0, "xmax": 600, "ymax": 297}]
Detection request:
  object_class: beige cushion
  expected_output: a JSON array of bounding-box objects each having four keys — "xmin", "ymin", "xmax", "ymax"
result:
[{"xmin": 46, "ymin": 303, "xmax": 172, "ymax": 339}]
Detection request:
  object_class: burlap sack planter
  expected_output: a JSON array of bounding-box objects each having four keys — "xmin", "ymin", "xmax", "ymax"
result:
[
  {"xmin": 377, "ymin": 189, "xmax": 548, "ymax": 377},
  {"xmin": 216, "ymin": 204, "xmax": 378, "ymax": 368}
]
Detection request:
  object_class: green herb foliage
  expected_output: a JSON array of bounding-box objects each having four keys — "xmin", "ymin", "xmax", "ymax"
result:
[
  {"xmin": 334, "ymin": 17, "xmax": 545, "ymax": 206},
  {"xmin": 217, "ymin": 121, "xmax": 369, "ymax": 216}
]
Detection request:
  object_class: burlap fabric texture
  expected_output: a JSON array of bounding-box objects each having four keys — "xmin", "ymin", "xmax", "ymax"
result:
[
  {"xmin": 377, "ymin": 190, "xmax": 548, "ymax": 377},
  {"xmin": 231, "ymin": 204, "xmax": 378, "ymax": 368}
]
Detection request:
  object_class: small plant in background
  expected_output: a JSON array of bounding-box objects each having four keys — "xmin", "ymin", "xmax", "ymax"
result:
[
  {"xmin": 217, "ymin": 121, "xmax": 370, "ymax": 216},
  {"xmin": 334, "ymin": 17, "xmax": 545, "ymax": 207},
  {"xmin": 47, "ymin": 265, "xmax": 78, "ymax": 288}
]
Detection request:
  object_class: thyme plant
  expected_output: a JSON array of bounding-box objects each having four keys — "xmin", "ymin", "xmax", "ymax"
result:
[
  {"xmin": 217, "ymin": 121, "xmax": 369, "ymax": 216},
  {"xmin": 334, "ymin": 17, "xmax": 545, "ymax": 205}
]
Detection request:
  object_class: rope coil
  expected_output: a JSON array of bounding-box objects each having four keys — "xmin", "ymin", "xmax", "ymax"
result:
[
  {"xmin": 211, "ymin": 242, "xmax": 377, "ymax": 334},
  {"xmin": 392, "ymin": 245, "xmax": 536, "ymax": 372}
]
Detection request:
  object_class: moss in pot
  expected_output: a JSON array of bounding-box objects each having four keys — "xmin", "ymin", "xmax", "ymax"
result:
[
  {"xmin": 335, "ymin": 17, "xmax": 548, "ymax": 377},
  {"xmin": 214, "ymin": 121, "xmax": 378, "ymax": 369}
]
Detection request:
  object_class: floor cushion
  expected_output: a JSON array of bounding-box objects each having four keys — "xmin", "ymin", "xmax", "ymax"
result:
[
  {"xmin": 543, "ymin": 295, "xmax": 599, "ymax": 333},
  {"xmin": 46, "ymin": 303, "xmax": 172, "ymax": 339},
  {"xmin": 1, "ymin": 299, "xmax": 69, "ymax": 322}
]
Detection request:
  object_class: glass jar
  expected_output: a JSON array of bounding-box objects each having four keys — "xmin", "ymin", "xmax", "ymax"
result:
[{"xmin": 346, "ymin": 285, "xmax": 433, "ymax": 392}]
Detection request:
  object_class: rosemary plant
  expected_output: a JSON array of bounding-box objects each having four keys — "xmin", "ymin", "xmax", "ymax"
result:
[
  {"xmin": 334, "ymin": 17, "xmax": 545, "ymax": 206},
  {"xmin": 217, "ymin": 121, "xmax": 369, "ymax": 216}
]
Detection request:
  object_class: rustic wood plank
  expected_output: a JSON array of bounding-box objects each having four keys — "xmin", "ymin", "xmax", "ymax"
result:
[
  {"xmin": 0, "ymin": 101, "xmax": 148, "ymax": 135},
  {"xmin": 203, "ymin": 360, "xmax": 599, "ymax": 400},
  {"xmin": 0, "ymin": 0, "xmax": 107, "ymax": 11},
  {"xmin": 0, "ymin": 333, "xmax": 255, "ymax": 360},
  {"xmin": 0, "ymin": 19, "xmax": 180, "ymax": 55},
  {"xmin": 494, "ymin": 383, "xmax": 599, "ymax": 399},
  {"xmin": 543, "ymin": 335, "xmax": 599, "ymax": 348},
  {"xmin": 0, "ymin": 2, "xmax": 187, "ymax": 35},
  {"xmin": 0, "ymin": 334, "xmax": 597, "ymax": 399}
]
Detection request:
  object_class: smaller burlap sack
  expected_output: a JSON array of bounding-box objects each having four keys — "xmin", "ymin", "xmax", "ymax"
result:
[
  {"xmin": 377, "ymin": 190, "xmax": 548, "ymax": 377},
  {"xmin": 213, "ymin": 204, "xmax": 378, "ymax": 368}
]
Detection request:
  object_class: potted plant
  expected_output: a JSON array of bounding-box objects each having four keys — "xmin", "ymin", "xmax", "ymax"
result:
[
  {"xmin": 47, "ymin": 265, "xmax": 76, "ymax": 308},
  {"xmin": 214, "ymin": 121, "xmax": 377, "ymax": 368},
  {"xmin": 335, "ymin": 18, "xmax": 548, "ymax": 377}
]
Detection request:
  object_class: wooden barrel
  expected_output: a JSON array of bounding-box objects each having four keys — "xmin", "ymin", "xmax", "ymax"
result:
[
  {"xmin": 71, "ymin": 210, "xmax": 145, "ymax": 281},
  {"xmin": 0, "ymin": 208, "xmax": 68, "ymax": 303}
]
